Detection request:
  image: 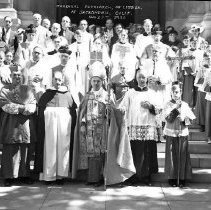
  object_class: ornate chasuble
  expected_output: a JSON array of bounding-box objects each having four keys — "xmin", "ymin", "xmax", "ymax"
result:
[
  {"xmin": 90, "ymin": 51, "xmax": 103, "ymax": 65},
  {"xmin": 78, "ymin": 88, "xmax": 107, "ymax": 169}
]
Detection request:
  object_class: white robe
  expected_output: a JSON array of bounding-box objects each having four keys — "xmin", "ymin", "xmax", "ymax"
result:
[
  {"xmin": 40, "ymin": 107, "xmax": 72, "ymax": 181},
  {"xmin": 111, "ymin": 42, "xmax": 136, "ymax": 82}
]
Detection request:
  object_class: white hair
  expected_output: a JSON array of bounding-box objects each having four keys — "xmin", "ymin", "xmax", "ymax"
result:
[
  {"xmin": 143, "ymin": 19, "xmax": 152, "ymax": 26},
  {"xmin": 33, "ymin": 13, "xmax": 42, "ymax": 19},
  {"xmin": 52, "ymin": 23, "xmax": 61, "ymax": 29},
  {"xmin": 62, "ymin": 16, "xmax": 70, "ymax": 22}
]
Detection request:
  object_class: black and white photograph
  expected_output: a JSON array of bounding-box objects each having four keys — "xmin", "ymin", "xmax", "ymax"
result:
[{"xmin": 0, "ymin": 0, "xmax": 211, "ymax": 209}]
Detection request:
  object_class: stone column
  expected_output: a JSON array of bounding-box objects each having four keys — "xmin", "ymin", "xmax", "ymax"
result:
[
  {"xmin": 16, "ymin": 0, "xmax": 33, "ymax": 27},
  {"xmin": 0, "ymin": 0, "xmax": 18, "ymax": 28},
  {"xmin": 201, "ymin": 11, "xmax": 211, "ymax": 43},
  {"xmin": 0, "ymin": 0, "xmax": 17, "ymax": 18}
]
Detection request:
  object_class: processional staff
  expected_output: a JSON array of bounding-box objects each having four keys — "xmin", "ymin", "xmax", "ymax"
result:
[
  {"xmin": 104, "ymin": 65, "xmax": 111, "ymax": 191},
  {"xmin": 167, "ymin": 47, "xmax": 195, "ymax": 82}
]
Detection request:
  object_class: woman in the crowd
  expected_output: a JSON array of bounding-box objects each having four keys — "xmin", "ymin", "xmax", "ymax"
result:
[
  {"xmin": 118, "ymin": 67, "xmax": 159, "ymax": 186},
  {"xmin": 189, "ymin": 24, "xmax": 205, "ymax": 50},
  {"xmin": 14, "ymin": 25, "xmax": 37, "ymax": 67},
  {"xmin": 163, "ymin": 82, "xmax": 195, "ymax": 187},
  {"xmin": 4, "ymin": 49, "xmax": 14, "ymax": 66}
]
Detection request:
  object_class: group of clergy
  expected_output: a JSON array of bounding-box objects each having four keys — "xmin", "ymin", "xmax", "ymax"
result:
[{"xmin": 0, "ymin": 13, "xmax": 210, "ymax": 188}]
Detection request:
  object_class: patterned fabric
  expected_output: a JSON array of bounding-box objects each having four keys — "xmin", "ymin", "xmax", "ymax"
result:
[
  {"xmin": 78, "ymin": 90, "xmax": 107, "ymax": 169},
  {"xmin": 0, "ymin": 85, "xmax": 36, "ymax": 144},
  {"xmin": 2, "ymin": 103, "xmax": 20, "ymax": 114},
  {"xmin": 128, "ymin": 125, "xmax": 158, "ymax": 141}
]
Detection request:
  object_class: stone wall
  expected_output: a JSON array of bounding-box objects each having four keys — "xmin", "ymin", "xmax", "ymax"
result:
[{"xmin": 166, "ymin": 1, "xmax": 211, "ymax": 43}]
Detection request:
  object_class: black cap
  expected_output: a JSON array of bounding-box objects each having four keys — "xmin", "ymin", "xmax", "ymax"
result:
[
  {"xmin": 58, "ymin": 46, "xmax": 72, "ymax": 55},
  {"xmin": 169, "ymin": 30, "xmax": 178, "ymax": 36},
  {"xmin": 25, "ymin": 24, "xmax": 36, "ymax": 34}
]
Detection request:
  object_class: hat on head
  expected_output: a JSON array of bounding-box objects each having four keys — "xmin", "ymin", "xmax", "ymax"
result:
[
  {"xmin": 25, "ymin": 24, "xmax": 36, "ymax": 34},
  {"xmin": 89, "ymin": 61, "xmax": 106, "ymax": 80},
  {"xmin": 189, "ymin": 24, "xmax": 204, "ymax": 34},
  {"xmin": 151, "ymin": 26, "xmax": 163, "ymax": 35},
  {"xmin": 58, "ymin": 46, "xmax": 72, "ymax": 55},
  {"xmin": 182, "ymin": 35, "xmax": 190, "ymax": 40},
  {"xmin": 17, "ymin": 28, "xmax": 25, "ymax": 35},
  {"xmin": 168, "ymin": 30, "xmax": 178, "ymax": 36}
]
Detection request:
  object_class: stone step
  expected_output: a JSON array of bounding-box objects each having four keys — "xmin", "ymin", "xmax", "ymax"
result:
[
  {"xmin": 189, "ymin": 124, "xmax": 202, "ymax": 130},
  {"xmin": 157, "ymin": 141, "xmax": 211, "ymax": 154},
  {"xmin": 158, "ymin": 153, "xmax": 211, "ymax": 168},
  {"xmin": 152, "ymin": 168, "xmax": 211, "ymax": 183},
  {"xmin": 189, "ymin": 131, "xmax": 207, "ymax": 141}
]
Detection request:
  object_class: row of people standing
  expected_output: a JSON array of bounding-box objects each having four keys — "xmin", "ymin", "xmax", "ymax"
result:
[
  {"xmin": 0, "ymin": 14, "xmax": 210, "ymax": 188},
  {"xmin": 0, "ymin": 61, "xmax": 195, "ymax": 188}
]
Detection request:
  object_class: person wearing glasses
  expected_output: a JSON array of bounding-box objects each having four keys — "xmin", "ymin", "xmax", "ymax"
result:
[{"xmin": 23, "ymin": 46, "xmax": 51, "ymax": 89}]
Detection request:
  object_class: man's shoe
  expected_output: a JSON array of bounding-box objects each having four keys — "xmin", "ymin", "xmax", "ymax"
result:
[{"xmin": 4, "ymin": 179, "xmax": 13, "ymax": 187}]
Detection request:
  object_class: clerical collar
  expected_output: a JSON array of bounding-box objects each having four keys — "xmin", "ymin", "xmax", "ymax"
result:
[
  {"xmin": 49, "ymin": 86, "xmax": 68, "ymax": 92},
  {"xmin": 60, "ymin": 63, "xmax": 66, "ymax": 67},
  {"xmin": 133, "ymin": 85, "xmax": 148, "ymax": 92},
  {"xmin": 143, "ymin": 32, "xmax": 151, "ymax": 36},
  {"xmin": 50, "ymin": 35, "xmax": 58, "ymax": 40},
  {"xmin": 171, "ymin": 99, "xmax": 181, "ymax": 104},
  {"xmin": 204, "ymin": 64, "xmax": 209, "ymax": 68}
]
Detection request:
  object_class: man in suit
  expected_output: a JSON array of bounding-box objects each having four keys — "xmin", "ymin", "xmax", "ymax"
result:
[
  {"xmin": 60, "ymin": 16, "xmax": 74, "ymax": 45},
  {"xmin": 109, "ymin": 23, "xmax": 123, "ymax": 56},
  {"xmin": 104, "ymin": 18, "xmax": 114, "ymax": 44},
  {"xmin": 1, "ymin": 16, "xmax": 16, "ymax": 49},
  {"xmin": 32, "ymin": 13, "xmax": 49, "ymax": 49}
]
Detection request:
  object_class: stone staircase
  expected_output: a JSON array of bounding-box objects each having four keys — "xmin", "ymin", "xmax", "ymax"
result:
[
  {"xmin": 0, "ymin": 126, "xmax": 211, "ymax": 183},
  {"xmin": 152, "ymin": 125, "xmax": 211, "ymax": 183}
]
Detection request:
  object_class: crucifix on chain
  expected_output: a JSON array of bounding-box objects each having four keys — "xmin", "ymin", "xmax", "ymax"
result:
[{"xmin": 167, "ymin": 47, "xmax": 195, "ymax": 81}]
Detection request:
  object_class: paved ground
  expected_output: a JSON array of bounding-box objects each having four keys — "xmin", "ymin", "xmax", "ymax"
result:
[{"xmin": 1, "ymin": 181, "xmax": 211, "ymax": 210}]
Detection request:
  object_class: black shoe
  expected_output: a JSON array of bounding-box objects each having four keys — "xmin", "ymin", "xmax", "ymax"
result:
[
  {"xmin": 44, "ymin": 181, "xmax": 55, "ymax": 185},
  {"xmin": 19, "ymin": 177, "xmax": 34, "ymax": 185},
  {"xmin": 25, "ymin": 178, "xmax": 34, "ymax": 185},
  {"xmin": 168, "ymin": 179, "xmax": 177, "ymax": 187},
  {"xmin": 56, "ymin": 179, "xmax": 64, "ymax": 185},
  {"xmin": 4, "ymin": 179, "xmax": 13, "ymax": 187},
  {"xmin": 94, "ymin": 181, "xmax": 104, "ymax": 187},
  {"xmin": 179, "ymin": 180, "xmax": 186, "ymax": 188}
]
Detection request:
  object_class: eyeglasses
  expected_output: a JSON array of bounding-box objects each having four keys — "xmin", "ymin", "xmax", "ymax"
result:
[{"xmin": 34, "ymin": 51, "xmax": 41, "ymax": 54}]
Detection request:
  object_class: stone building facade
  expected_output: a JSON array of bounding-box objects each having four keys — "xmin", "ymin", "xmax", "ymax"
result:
[{"xmin": 0, "ymin": 0, "xmax": 211, "ymax": 42}]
